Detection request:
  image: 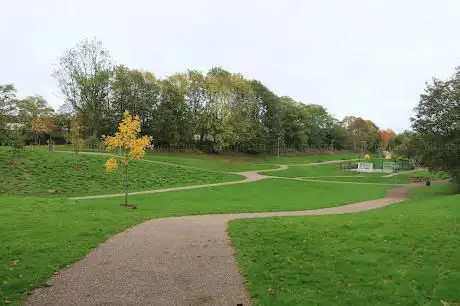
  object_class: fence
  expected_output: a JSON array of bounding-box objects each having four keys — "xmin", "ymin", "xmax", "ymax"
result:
[{"xmin": 19, "ymin": 142, "xmax": 344, "ymax": 155}]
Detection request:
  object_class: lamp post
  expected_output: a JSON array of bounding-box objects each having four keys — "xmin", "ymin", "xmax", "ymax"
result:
[
  {"xmin": 277, "ymin": 136, "xmax": 280, "ymax": 161},
  {"xmin": 360, "ymin": 140, "xmax": 366, "ymax": 158}
]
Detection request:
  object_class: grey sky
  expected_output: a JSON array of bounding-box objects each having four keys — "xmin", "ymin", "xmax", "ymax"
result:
[{"xmin": 1, "ymin": 0, "xmax": 459, "ymax": 132}]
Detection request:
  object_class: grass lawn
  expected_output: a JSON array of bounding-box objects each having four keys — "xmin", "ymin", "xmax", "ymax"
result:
[
  {"xmin": 301, "ymin": 170, "xmax": 450, "ymax": 184},
  {"xmin": 0, "ymin": 149, "xmax": 242, "ymax": 196},
  {"xmin": 266, "ymin": 163, "xmax": 449, "ymax": 183},
  {"xmin": 0, "ymin": 179, "xmax": 392, "ymax": 305},
  {"xmin": 228, "ymin": 183, "xmax": 460, "ymax": 305},
  {"xmin": 81, "ymin": 178, "xmax": 393, "ymax": 211},
  {"xmin": 143, "ymin": 152, "xmax": 278, "ymax": 172},
  {"xmin": 264, "ymin": 163, "xmax": 382, "ymax": 178},
  {"xmin": 253, "ymin": 152, "xmax": 358, "ymax": 164}
]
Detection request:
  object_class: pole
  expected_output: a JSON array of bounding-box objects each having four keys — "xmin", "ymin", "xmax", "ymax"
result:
[
  {"xmin": 124, "ymin": 163, "xmax": 128, "ymax": 206},
  {"xmin": 277, "ymin": 137, "xmax": 280, "ymax": 160}
]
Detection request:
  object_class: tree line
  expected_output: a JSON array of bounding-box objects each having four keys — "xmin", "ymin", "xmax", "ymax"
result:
[{"xmin": 1, "ymin": 38, "xmax": 403, "ymax": 154}]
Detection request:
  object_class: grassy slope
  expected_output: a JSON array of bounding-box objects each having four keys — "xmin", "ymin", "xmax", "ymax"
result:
[
  {"xmin": 0, "ymin": 179, "xmax": 392, "ymax": 304},
  {"xmin": 228, "ymin": 184, "xmax": 460, "ymax": 306},
  {"xmin": 0, "ymin": 149, "xmax": 242, "ymax": 196},
  {"xmin": 142, "ymin": 152, "xmax": 278, "ymax": 172}
]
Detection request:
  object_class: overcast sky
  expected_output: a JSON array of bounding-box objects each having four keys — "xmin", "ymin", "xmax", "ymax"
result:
[{"xmin": 1, "ymin": 0, "xmax": 459, "ymax": 132}]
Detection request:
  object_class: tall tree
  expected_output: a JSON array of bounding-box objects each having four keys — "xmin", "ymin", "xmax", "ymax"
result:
[
  {"xmin": 250, "ymin": 80, "xmax": 282, "ymax": 147},
  {"xmin": 379, "ymin": 129, "xmax": 396, "ymax": 151},
  {"xmin": 0, "ymin": 84, "xmax": 17, "ymax": 144},
  {"xmin": 16, "ymin": 96, "xmax": 54, "ymax": 143},
  {"xmin": 412, "ymin": 68, "xmax": 460, "ymax": 186},
  {"xmin": 342, "ymin": 116, "xmax": 380, "ymax": 152},
  {"xmin": 53, "ymin": 38, "xmax": 113, "ymax": 137},
  {"xmin": 110, "ymin": 66, "xmax": 160, "ymax": 136},
  {"xmin": 279, "ymin": 97, "xmax": 307, "ymax": 147}
]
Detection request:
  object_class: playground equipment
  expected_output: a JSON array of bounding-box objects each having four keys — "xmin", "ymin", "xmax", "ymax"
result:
[
  {"xmin": 340, "ymin": 156, "xmax": 414, "ymax": 173},
  {"xmin": 383, "ymin": 162, "xmax": 396, "ymax": 173},
  {"xmin": 357, "ymin": 163, "xmax": 374, "ymax": 172}
]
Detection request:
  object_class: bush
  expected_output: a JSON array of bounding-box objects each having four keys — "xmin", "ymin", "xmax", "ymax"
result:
[{"xmin": 85, "ymin": 136, "xmax": 102, "ymax": 150}]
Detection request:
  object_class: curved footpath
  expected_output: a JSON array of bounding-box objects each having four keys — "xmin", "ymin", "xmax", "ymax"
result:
[{"xmin": 27, "ymin": 179, "xmax": 425, "ymax": 305}]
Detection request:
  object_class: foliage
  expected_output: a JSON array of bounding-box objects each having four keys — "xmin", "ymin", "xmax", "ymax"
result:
[
  {"xmin": 393, "ymin": 130, "xmax": 417, "ymax": 158},
  {"xmin": 412, "ymin": 67, "xmax": 460, "ymax": 187},
  {"xmin": 0, "ymin": 84, "xmax": 17, "ymax": 144},
  {"xmin": 5, "ymin": 129, "xmax": 25, "ymax": 160},
  {"xmin": 85, "ymin": 135, "xmax": 100, "ymax": 149},
  {"xmin": 228, "ymin": 184, "xmax": 459, "ymax": 306},
  {"xmin": 103, "ymin": 110, "xmax": 153, "ymax": 166},
  {"xmin": 103, "ymin": 110, "xmax": 153, "ymax": 205},
  {"xmin": 48, "ymin": 39, "xmax": 386, "ymax": 153},
  {"xmin": 342, "ymin": 116, "xmax": 380, "ymax": 152},
  {"xmin": 379, "ymin": 129, "xmax": 396, "ymax": 151},
  {"xmin": 53, "ymin": 38, "xmax": 113, "ymax": 137}
]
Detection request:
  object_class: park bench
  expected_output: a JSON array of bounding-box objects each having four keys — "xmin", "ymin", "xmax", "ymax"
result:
[
  {"xmin": 409, "ymin": 176, "xmax": 429, "ymax": 183},
  {"xmin": 340, "ymin": 163, "xmax": 357, "ymax": 170}
]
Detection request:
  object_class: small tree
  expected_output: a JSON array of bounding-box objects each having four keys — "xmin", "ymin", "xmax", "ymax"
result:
[
  {"xmin": 69, "ymin": 118, "xmax": 84, "ymax": 155},
  {"xmin": 103, "ymin": 110, "xmax": 152, "ymax": 207},
  {"xmin": 30, "ymin": 116, "xmax": 54, "ymax": 146}
]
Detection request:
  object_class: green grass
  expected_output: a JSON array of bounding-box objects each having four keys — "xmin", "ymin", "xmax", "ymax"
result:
[
  {"xmin": 266, "ymin": 163, "xmax": 449, "ymax": 184},
  {"xmin": 302, "ymin": 170, "xmax": 450, "ymax": 184},
  {"xmin": 228, "ymin": 183, "xmax": 460, "ymax": 305},
  {"xmin": 82, "ymin": 178, "xmax": 393, "ymax": 211},
  {"xmin": 143, "ymin": 152, "xmax": 278, "ymax": 172},
  {"xmin": 48, "ymin": 144, "xmax": 358, "ymax": 167},
  {"xmin": 264, "ymin": 163, "xmax": 381, "ymax": 178},
  {"xmin": 0, "ymin": 149, "xmax": 242, "ymax": 196},
  {"xmin": 0, "ymin": 179, "xmax": 393, "ymax": 305},
  {"xmin": 252, "ymin": 152, "xmax": 359, "ymax": 165}
]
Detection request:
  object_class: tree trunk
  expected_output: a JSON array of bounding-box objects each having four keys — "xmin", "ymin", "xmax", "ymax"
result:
[{"xmin": 124, "ymin": 163, "xmax": 128, "ymax": 206}]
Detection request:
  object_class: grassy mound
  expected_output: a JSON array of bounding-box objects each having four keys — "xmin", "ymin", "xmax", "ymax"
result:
[
  {"xmin": 0, "ymin": 149, "xmax": 242, "ymax": 196},
  {"xmin": 228, "ymin": 184, "xmax": 460, "ymax": 305}
]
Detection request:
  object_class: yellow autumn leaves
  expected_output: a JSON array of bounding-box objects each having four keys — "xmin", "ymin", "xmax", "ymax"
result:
[
  {"xmin": 105, "ymin": 157, "xmax": 118, "ymax": 172},
  {"xmin": 103, "ymin": 110, "xmax": 153, "ymax": 172}
]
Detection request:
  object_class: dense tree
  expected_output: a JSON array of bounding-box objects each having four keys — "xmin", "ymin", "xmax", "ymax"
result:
[
  {"xmin": 250, "ymin": 80, "xmax": 281, "ymax": 147},
  {"xmin": 342, "ymin": 116, "xmax": 380, "ymax": 152},
  {"xmin": 109, "ymin": 66, "xmax": 160, "ymax": 136},
  {"xmin": 412, "ymin": 68, "xmax": 460, "ymax": 186},
  {"xmin": 16, "ymin": 96, "xmax": 54, "ymax": 143},
  {"xmin": 393, "ymin": 130, "xmax": 416, "ymax": 158},
  {"xmin": 4, "ymin": 39, "xmax": 390, "ymax": 154},
  {"xmin": 379, "ymin": 129, "xmax": 396, "ymax": 151}
]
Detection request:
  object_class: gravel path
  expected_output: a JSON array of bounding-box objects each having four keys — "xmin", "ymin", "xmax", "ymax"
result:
[{"xmin": 26, "ymin": 182, "xmax": 423, "ymax": 306}]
